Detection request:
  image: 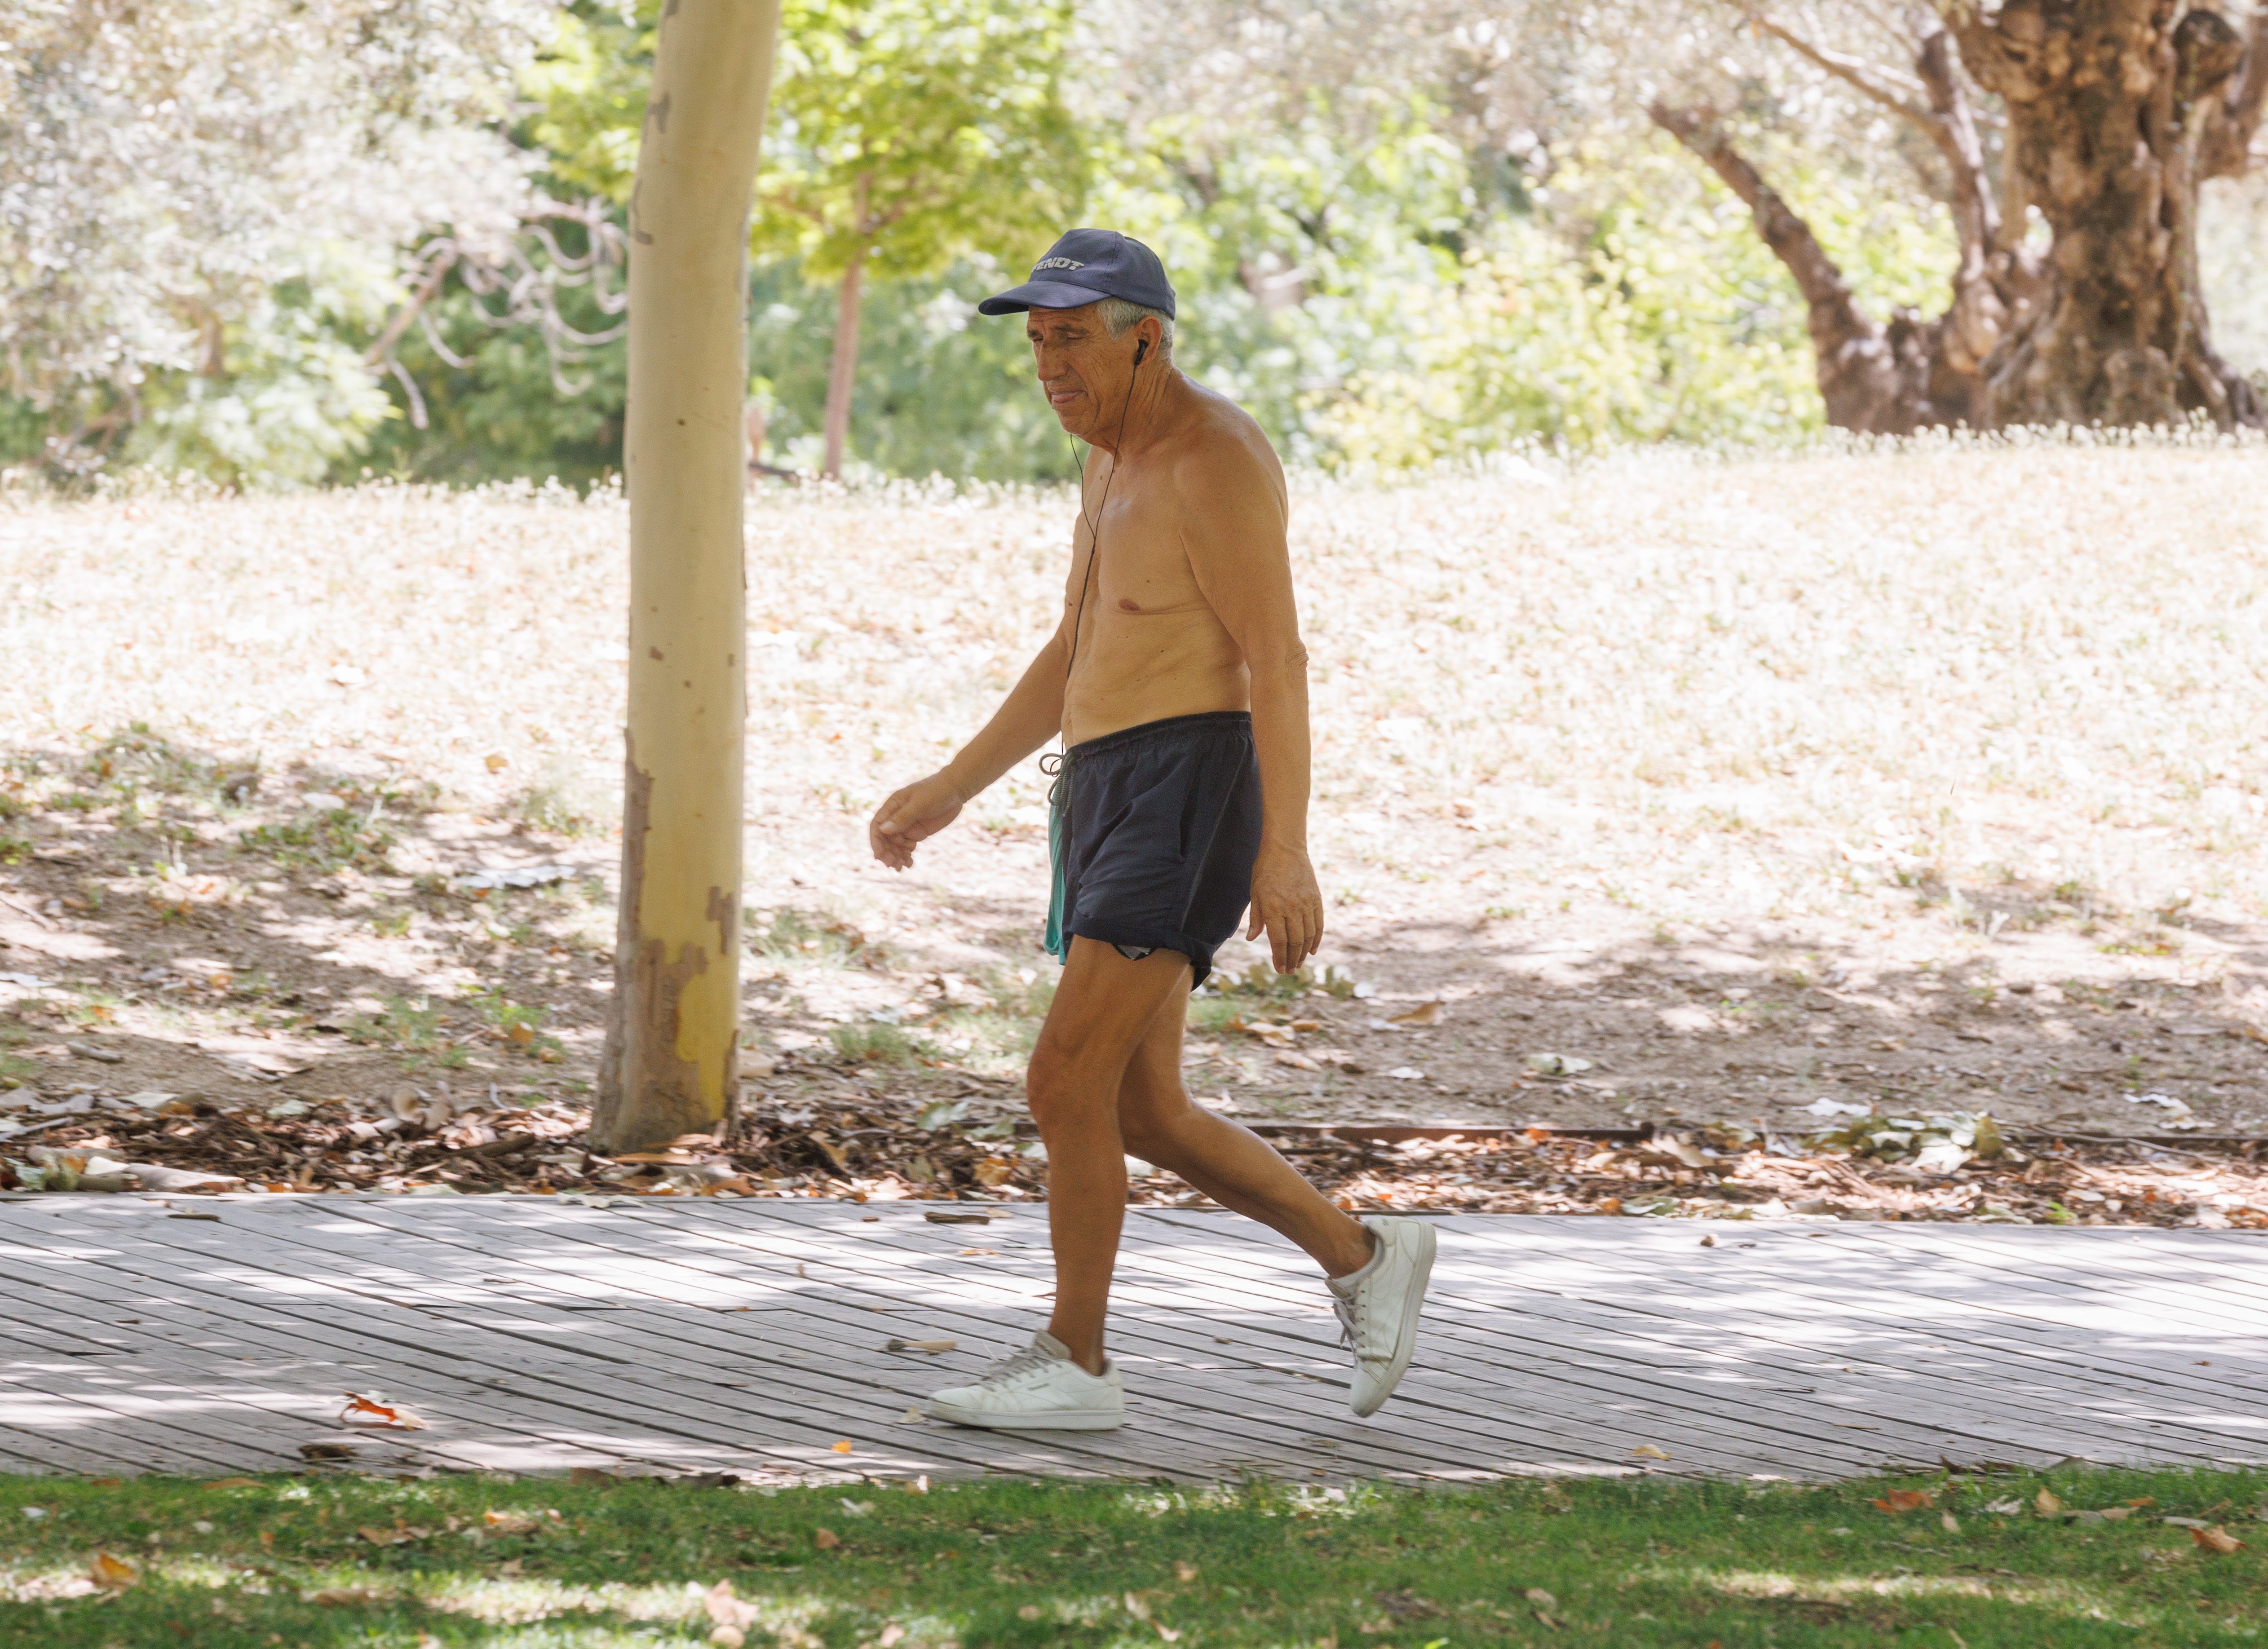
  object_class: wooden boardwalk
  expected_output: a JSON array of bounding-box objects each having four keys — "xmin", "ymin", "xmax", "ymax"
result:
[{"xmin": 1, "ymin": 1194, "xmax": 2264, "ymax": 1484}]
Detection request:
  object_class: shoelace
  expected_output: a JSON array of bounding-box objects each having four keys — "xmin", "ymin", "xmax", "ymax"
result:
[
  {"xmin": 1332, "ymin": 1294, "xmax": 1361, "ymax": 1356},
  {"xmin": 972, "ymin": 1340, "xmax": 1064, "ymax": 1389}
]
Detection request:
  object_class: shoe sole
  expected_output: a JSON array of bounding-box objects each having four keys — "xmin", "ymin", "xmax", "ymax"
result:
[
  {"xmin": 926, "ymin": 1400, "xmax": 1123, "ymax": 1432},
  {"xmin": 1351, "ymin": 1220, "xmax": 1437, "ymax": 1418}
]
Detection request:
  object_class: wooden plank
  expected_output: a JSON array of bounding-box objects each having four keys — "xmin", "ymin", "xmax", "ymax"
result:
[
  {"xmin": 7, "ymin": 1197, "xmax": 2266, "ymax": 1483},
  {"xmin": 0, "ymin": 1242, "xmax": 652, "ymax": 1478},
  {"xmin": 322, "ymin": 1198, "xmax": 1447, "ymax": 1483},
  {"xmin": 721, "ymin": 1203, "xmax": 1884, "ymax": 1477},
  {"xmin": 0, "ymin": 1210, "xmax": 944, "ymax": 1480},
  {"xmin": 1442, "ymin": 1220, "xmax": 2268, "ymax": 1412},
  {"xmin": 1811, "ymin": 1224, "xmax": 2268, "ymax": 1339},
  {"xmin": 1134, "ymin": 1210, "xmax": 2259, "ymax": 1466},
  {"xmin": 635, "ymin": 1199, "xmax": 1718, "ymax": 1477},
  {"xmin": 180, "ymin": 1199, "xmax": 1229, "ymax": 1483}
]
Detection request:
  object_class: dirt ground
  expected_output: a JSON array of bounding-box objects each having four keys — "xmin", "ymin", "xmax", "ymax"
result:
[{"xmin": 3, "ymin": 445, "xmax": 2266, "ymax": 1223}]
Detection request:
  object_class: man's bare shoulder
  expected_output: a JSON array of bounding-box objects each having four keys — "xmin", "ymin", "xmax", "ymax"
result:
[{"xmin": 1163, "ymin": 376, "xmax": 1286, "ymax": 508}]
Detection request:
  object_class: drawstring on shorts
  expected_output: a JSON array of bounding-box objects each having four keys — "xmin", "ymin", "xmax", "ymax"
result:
[{"xmin": 1040, "ymin": 749, "xmax": 1072, "ymax": 964}]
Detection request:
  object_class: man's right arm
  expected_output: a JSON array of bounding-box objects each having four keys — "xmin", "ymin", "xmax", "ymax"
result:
[{"xmin": 867, "ymin": 614, "xmax": 1072, "ymax": 871}]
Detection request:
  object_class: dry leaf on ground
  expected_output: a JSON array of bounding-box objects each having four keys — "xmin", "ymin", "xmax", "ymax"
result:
[
  {"xmin": 704, "ymin": 1578, "xmax": 760, "ymax": 1631},
  {"xmin": 814, "ymin": 1527, "xmax": 842, "ymax": 1550},
  {"xmin": 2034, "ymin": 1488, "xmax": 2064, "ymax": 1518},
  {"xmin": 1872, "ymin": 1489, "xmax": 1932, "ymax": 1513},
  {"xmin": 2191, "ymin": 1526, "xmax": 2246, "ymax": 1555},
  {"xmin": 340, "ymin": 1391, "xmax": 427, "ymax": 1430},
  {"xmin": 1388, "ymin": 1001, "xmax": 1446, "ymax": 1027},
  {"xmin": 482, "ymin": 1509, "xmax": 555, "ymax": 1535},
  {"xmin": 829, "ymin": 1439, "xmax": 853, "ymax": 1454},
  {"xmin": 1629, "ymin": 1443, "xmax": 1671, "ymax": 1460},
  {"xmin": 87, "ymin": 1551, "xmax": 137, "ymax": 1590},
  {"xmin": 305, "ymin": 1586, "xmax": 385, "ymax": 1606}
]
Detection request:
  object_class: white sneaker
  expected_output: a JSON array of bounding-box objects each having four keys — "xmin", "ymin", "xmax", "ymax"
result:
[
  {"xmin": 926, "ymin": 1331, "xmax": 1125, "ymax": 1431},
  {"xmin": 1327, "ymin": 1216, "xmax": 1437, "ymax": 1417}
]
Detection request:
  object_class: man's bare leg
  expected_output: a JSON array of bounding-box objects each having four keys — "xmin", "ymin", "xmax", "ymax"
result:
[
  {"xmin": 1026, "ymin": 939, "xmax": 1197, "ymax": 1374},
  {"xmin": 1115, "ymin": 986, "xmax": 1373, "ymax": 1279}
]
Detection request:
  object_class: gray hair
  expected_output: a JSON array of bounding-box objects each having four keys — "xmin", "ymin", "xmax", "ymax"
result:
[{"xmin": 1096, "ymin": 296, "xmax": 1173, "ymax": 360}]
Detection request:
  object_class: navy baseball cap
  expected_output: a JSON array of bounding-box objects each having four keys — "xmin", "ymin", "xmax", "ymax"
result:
[{"xmin": 977, "ymin": 228, "xmax": 1176, "ymax": 319}]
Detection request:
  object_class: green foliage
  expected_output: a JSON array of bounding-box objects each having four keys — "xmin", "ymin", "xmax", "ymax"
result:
[
  {"xmin": 124, "ymin": 280, "xmax": 396, "ymax": 489},
  {"xmin": 285, "ymin": 4, "xmax": 1967, "ymax": 485},
  {"xmin": 755, "ymin": 0, "xmax": 1086, "ymax": 284},
  {"xmin": 518, "ymin": 2, "xmax": 654, "ymax": 205},
  {"xmin": 235, "ymin": 805, "xmax": 398, "ymax": 874},
  {"xmin": 749, "ymin": 259, "xmax": 1079, "ymax": 480},
  {"xmin": 830, "ymin": 1018, "xmax": 924, "ymax": 1064}
]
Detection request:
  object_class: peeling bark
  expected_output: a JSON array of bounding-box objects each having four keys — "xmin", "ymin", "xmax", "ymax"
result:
[
  {"xmin": 595, "ymin": 743, "xmax": 725, "ymax": 1149},
  {"xmin": 1945, "ymin": 0, "xmax": 2262, "ymax": 429},
  {"xmin": 1669, "ymin": 5, "xmax": 2264, "ymax": 432},
  {"xmin": 593, "ymin": 0, "xmax": 777, "ymax": 1155}
]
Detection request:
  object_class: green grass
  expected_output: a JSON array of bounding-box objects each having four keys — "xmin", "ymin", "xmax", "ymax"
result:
[
  {"xmin": 3, "ymin": 1466, "xmax": 2264, "ymax": 1646},
  {"xmin": 236, "ymin": 805, "xmax": 400, "ymax": 873}
]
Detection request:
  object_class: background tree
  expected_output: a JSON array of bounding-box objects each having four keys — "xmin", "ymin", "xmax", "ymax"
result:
[
  {"xmin": 1630, "ymin": 1, "xmax": 2268, "ymax": 431},
  {"xmin": 594, "ymin": 0, "xmax": 782, "ymax": 1154},
  {"xmin": 0, "ymin": 0, "xmax": 560, "ymax": 484},
  {"xmin": 755, "ymin": 0, "xmax": 1086, "ymax": 477}
]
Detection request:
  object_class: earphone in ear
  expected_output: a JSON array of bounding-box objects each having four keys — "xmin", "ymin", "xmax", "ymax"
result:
[{"xmin": 1134, "ymin": 337, "xmax": 1149, "ymax": 366}]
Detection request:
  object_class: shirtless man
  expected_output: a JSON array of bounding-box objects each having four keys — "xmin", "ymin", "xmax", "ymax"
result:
[{"xmin": 867, "ymin": 230, "xmax": 1435, "ymax": 1431}]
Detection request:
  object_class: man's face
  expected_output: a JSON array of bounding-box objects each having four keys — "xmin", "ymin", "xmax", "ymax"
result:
[{"xmin": 1026, "ymin": 304, "xmax": 1136, "ymax": 442}]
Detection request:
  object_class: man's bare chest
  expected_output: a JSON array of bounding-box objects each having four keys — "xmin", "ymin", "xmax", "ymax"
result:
[{"xmin": 1083, "ymin": 489, "xmax": 1208, "ymax": 618}]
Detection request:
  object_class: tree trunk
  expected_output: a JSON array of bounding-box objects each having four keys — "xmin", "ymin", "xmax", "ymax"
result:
[
  {"xmin": 1950, "ymin": 1, "xmax": 2263, "ymax": 428},
  {"xmin": 1651, "ymin": 102, "xmax": 1937, "ymax": 433},
  {"xmin": 821, "ymin": 251, "xmax": 865, "ymax": 479},
  {"xmin": 593, "ymin": 0, "xmax": 782, "ymax": 1155}
]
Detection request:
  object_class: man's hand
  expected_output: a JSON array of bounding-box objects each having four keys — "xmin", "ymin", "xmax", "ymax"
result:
[
  {"xmin": 869, "ymin": 772, "xmax": 966, "ymax": 871},
  {"xmin": 1245, "ymin": 840, "xmax": 1324, "ymax": 973}
]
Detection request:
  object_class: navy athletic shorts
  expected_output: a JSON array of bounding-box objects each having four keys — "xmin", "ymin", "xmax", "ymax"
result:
[{"xmin": 1043, "ymin": 710, "xmax": 1262, "ymax": 989}]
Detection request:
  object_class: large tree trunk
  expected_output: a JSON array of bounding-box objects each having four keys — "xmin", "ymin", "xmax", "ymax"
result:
[
  {"xmin": 594, "ymin": 0, "xmax": 782, "ymax": 1155},
  {"xmin": 1950, "ymin": 1, "xmax": 2263, "ymax": 428},
  {"xmin": 1680, "ymin": 4, "xmax": 2266, "ymax": 433},
  {"xmin": 1652, "ymin": 102, "xmax": 1941, "ymax": 433},
  {"xmin": 821, "ymin": 252, "xmax": 865, "ymax": 479}
]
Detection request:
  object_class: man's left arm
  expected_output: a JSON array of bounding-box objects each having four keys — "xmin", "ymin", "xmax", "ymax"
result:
[{"xmin": 1179, "ymin": 441, "xmax": 1323, "ymax": 973}]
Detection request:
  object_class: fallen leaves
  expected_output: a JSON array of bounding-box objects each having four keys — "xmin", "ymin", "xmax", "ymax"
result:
[
  {"xmin": 1629, "ymin": 1444, "xmax": 1671, "ymax": 1460},
  {"xmin": 1524, "ymin": 1052, "xmax": 1592, "ymax": 1077},
  {"xmin": 482, "ymin": 1509, "xmax": 558, "ymax": 1536},
  {"xmin": 813, "ymin": 1527, "xmax": 842, "ymax": 1550},
  {"xmin": 884, "ymin": 1337, "xmax": 956, "ymax": 1353},
  {"xmin": 87, "ymin": 1551, "xmax": 138, "ymax": 1590},
  {"xmin": 2190, "ymin": 1525, "xmax": 2246, "ymax": 1555},
  {"xmin": 340, "ymin": 1391, "xmax": 427, "ymax": 1430},
  {"xmin": 359, "ymin": 1522, "xmax": 431, "ymax": 1546},
  {"xmin": 704, "ymin": 1577, "xmax": 760, "ymax": 1645},
  {"xmin": 1387, "ymin": 1001, "xmax": 1446, "ymax": 1028},
  {"xmin": 1871, "ymin": 1489, "xmax": 1933, "ymax": 1514},
  {"xmin": 830, "ymin": 1439, "xmax": 854, "ymax": 1454}
]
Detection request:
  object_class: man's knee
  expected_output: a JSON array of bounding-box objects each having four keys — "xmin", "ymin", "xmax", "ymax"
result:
[
  {"xmin": 1025, "ymin": 1037, "xmax": 1114, "ymax": 1136},
  {"xmin": 1117, "ymin": 1076, "xmax": 1202, "ymax": 1163}
]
